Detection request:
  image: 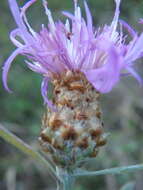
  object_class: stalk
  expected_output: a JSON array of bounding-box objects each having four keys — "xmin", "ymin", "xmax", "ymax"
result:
[
  {"xmin": 63, "ymin": 174, "xmax": 75, "ymax": 190},
  {"xmin": 57, "ymin": 168, "xmax": 75, "ymax": 190}
]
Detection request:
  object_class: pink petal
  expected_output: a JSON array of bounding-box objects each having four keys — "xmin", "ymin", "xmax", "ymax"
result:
[
  {"xmin": 84, "ymin": 46, "xmax": 122, "ymax": 93},
  {"xmin": 2, "ymin": 48, "xmax": 22, "ymax": 92},
  {"xmin": 127, "ymin": 67, "xmax": 143, "ymax": 86},
  {"xmin": 110, "ymin": 0, "xmax": 121, "ymax": 37},
  {"xmin": 119, "ymin": 19, "xmax": 137, "ymax": 38},
  {"xmin": 41, "ymin": 77, "xmax": 57, "ymax": 111},
  {"xmin": 8, "ymin": 0, "xmax": 32, "ymax": 43},
  {"xmin": 84, "ymin": 1, "xmax": 93, "ymax": 35},
  {"xmin": 125, "ymin": 33, "xmax": 143, "ymax": 63}
]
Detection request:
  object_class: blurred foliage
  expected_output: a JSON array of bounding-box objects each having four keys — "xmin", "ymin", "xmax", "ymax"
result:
[{"xmin": 0, "ymin": 0, "xmax": 143, "ymax": 189}]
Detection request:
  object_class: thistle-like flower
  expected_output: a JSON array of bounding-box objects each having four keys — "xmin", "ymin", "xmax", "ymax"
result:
[{"xmin": 2, "ymin": 0, "xmax": 143, "ymax": 169}]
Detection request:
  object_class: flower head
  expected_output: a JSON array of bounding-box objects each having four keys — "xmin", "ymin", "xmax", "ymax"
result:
[{"xmin": 2, "ymin": 0, "xmax": 143, "ymax": 109}]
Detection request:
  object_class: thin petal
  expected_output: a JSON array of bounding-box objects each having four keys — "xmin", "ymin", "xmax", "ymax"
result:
[
  {"xmin": 25, "ymin": 61, "xmax": 48, "ymax": 74},
  {"xmin": 139, "ymin": 18, "xmax": 143, "ymax": 24},
  {"xmin": 42, "ymin": 0, "xmax": 55, "ymax": 33},
  {"xmin": 62, "ymin": 11, "xmax": 75, "ymax": 21},
  {"xmin": 8, "ymin": 0, "xmax": 32, "ymax": 42},
  {"xmin": 20, "ymin": 0, "xmax": 37, "ymax": 18},
  {"xmin": 20, "ymin": 0, "xmax": 37, "ymax": 37},
  {"xmin": 119, "ymin": 19, "xmax": 137, "ymax": 38},
  {"xmin": 41, "ymin": 78, "xmax": 57, "ymax": 111},
  {"xmin": 2, "ymin": 48, "xmax": 22, "ymax": 92},
  {"xmin": 84, "ymin": 46, "xmax": 121, "ymax": 93},
  {"xmin": 84, "ymin": 1, "xmax": 93, "ymax": 35},
  {"xmin": 10, "ymin": 29, "xmax": 25, "ymax": 48},
  {"xmin": 110, "ymin": 0, "xmax": 121, "ymax": 37},
  {"xmin": 127, "ymin": 67, "xmax": 143, "ymax": 86},
  {"xmin": 125, "ymin": 33, "xmax": 143, "ymax": 63}
]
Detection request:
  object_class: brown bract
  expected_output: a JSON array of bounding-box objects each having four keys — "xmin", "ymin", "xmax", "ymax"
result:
[{"xmin": 39, "ymin": 71, "xmax": 107, "ymax": 168}]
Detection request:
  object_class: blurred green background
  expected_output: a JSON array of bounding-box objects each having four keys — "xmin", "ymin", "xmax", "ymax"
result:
[{"xmin": 1, "ymin": 0, "xmax": 143, "ymax": 189}]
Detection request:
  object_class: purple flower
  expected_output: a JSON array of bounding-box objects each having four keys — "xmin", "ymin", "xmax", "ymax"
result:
[{"xmin": 2, "ymin": 0, "xmax": 143, "ymax": 109}]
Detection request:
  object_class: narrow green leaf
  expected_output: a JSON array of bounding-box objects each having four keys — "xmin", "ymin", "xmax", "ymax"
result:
[{"xmin": 0, "ymin": 125, "xmax": 57, "ymax": 180}]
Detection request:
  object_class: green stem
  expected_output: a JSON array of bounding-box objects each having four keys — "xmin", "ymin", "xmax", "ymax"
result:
[
  {"xmin": 0, "ymin": 125, "xmax": 57, "ymax": 180},
  {"xmin": 73, "ymin": 164, "xmax": 143, "ymax": 177},
  {"xmin": 63, "ymin": 173, "xmax": 75, "ymax": 190},
  {"xmin": 56, "ymin": 168, "xmax": 75, "ymax": 190}
]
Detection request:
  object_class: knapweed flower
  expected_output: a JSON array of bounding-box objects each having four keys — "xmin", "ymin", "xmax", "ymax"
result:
[
  {"xmin": 3, "ymin": 0, "xmax": 143, "ymax": 105},
  {"xmin": 2, "ymin": 0, "xmax": 143, "ymax": 168}
]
